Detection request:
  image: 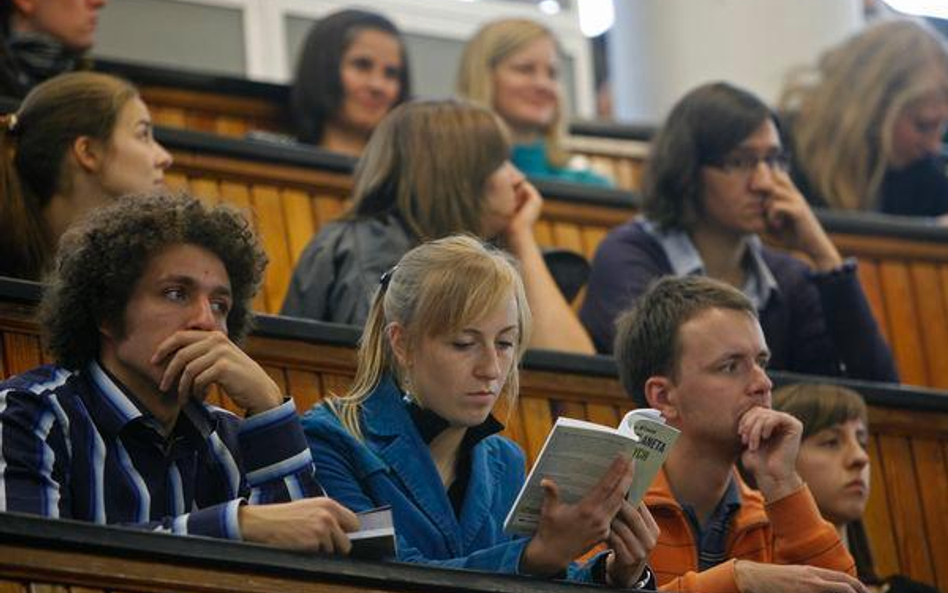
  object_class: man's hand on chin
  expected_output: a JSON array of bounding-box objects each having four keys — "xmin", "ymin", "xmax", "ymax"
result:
[{"xmin": 737, "ymin": 407, "xmax": 804, "ymax": 502}]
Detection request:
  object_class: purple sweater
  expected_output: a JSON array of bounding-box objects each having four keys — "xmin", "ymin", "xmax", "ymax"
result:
[{"xmin": 579, "ymin": 220, "xmax": 899, "ymax": 382}]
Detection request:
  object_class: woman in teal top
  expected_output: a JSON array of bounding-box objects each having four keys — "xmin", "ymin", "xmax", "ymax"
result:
[
  {"xmin": 302, "ymin": 235, "xmax": 656, "ymax": 586},
  {"xmin": 457, "ymin": 19, "xmax": 612, "ymax": 187}
]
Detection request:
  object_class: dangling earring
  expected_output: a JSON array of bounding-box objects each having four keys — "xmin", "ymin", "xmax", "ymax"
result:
[{"xmin": 400, "ymin": 374, "xmax": 415, "ymax": 404}]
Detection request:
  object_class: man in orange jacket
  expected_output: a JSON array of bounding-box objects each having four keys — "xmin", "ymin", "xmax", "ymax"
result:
[{"xmin": 613, "ymin": 276, "xmax": 867, "ymax": 593}]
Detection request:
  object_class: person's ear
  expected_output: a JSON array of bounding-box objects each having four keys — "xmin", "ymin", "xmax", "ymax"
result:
[
  {"xmin": 72, "ymin": 136, "xmax": 105, "ymax": 174},
  {"xmin": 386, "ymin": 322, "xmax": 412, "ymax": 369},
  {"xmin": 644, "ymin": 375, "xmax": 680, "ymax": 422}
]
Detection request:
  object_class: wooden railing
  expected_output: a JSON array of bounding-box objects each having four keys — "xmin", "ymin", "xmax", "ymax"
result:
[
  {"xmin": 0, "ymin": 511, "xmax": 613, "ymax": 593},
  {"xmin": 1, "ymin": 278, "xmax": 947, "ymax": 589}
]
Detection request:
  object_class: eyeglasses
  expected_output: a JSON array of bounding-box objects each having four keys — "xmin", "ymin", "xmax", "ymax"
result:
[{"xmin": 707, "ymin": 150, "xmax": 791, "ymax": 176}]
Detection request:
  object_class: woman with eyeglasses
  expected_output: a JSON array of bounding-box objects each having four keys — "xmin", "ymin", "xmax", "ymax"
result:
[{"xmin": 580, "ymin": 82, "xmax": 897, "ymax": 382}]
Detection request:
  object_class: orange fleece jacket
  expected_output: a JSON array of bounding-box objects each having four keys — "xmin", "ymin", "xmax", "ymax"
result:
[{"xmin": 646, "ymin": 468, "xmax": 856, "ymax": 593}]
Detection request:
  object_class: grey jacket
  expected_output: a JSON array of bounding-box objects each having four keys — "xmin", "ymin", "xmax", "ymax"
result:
[{"xmin": 281, "ymin": 215, "xmax": 414, "ymax": 325}]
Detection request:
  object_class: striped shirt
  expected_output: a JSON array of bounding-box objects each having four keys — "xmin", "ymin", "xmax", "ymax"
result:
[{"xmin": 0, "ymin": 361, "xmax": 321, "ymax": 539}]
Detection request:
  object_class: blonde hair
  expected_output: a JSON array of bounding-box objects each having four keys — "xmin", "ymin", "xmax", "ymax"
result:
[
  {"xmin": 456, "ymin": 18, "xmax": 570, "ymax": 167},
  {"xmin": 329, "ymin": 235, "xmax": 532, "ymax": 439},
  {"xmin": 781, "ymin": 18, "xmax": 948, "ymax": 211},
  {"xmin": 348, "ymin": 99, "xmax": 510, "ymax": 240}
]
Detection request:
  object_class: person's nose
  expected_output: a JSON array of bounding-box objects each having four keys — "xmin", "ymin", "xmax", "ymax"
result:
[
  {"xmin": 155, "ymin": 142, "xmax": 173, "ymax": 170},
  {"xmin": 748, "ymin": 158, "xmax": 776, "ymax": 192},
  {"xmin": 923, "ymin": 128, "xmax": 943, "ymax": 157},
  {"xmin": 188, "ymin": 297, "xmax": 219, "ymax": 331},
  {"xmin": 508, "ymin": 162, "xmax": 526, "ymax": 186},
  {"xmin": 748, "ymin": 361, "xmax": 773, "ymax": 398},
  {"xmin": 847, "ymin": 437, "xmax": 870, "ymax": 470},
  {"xmin": 474, "ymin": 345, "xmax": 502, "ymax": 381}
]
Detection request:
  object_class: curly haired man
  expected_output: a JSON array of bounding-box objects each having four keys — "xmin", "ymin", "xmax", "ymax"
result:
[{"xmin": 0, "ymin": 191, "xmax": 358, "ymax": 552}]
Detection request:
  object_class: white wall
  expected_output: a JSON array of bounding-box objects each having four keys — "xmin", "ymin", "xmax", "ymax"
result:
[{"xmin": 608, "ymin": 0, "xmax": 864, "ymax": 123}]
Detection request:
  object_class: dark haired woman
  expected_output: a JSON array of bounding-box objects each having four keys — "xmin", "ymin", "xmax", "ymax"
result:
[
  {"xmin": 579, "ymin": 82, "xmax": 897, "ymax": 381},
  {"xmin": 0, "ymin": 71, "xmax": 172, "ymax": 280},
  {"xmin": 290, "ymin": 9, "xmax": 410, "ymax": 156}
]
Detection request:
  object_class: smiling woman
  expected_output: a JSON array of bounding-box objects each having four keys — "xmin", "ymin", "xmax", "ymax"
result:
[
  {"xmin": 0, "ymin": 71, "xmax": 172, "ymax": 280},
  {"xmin": 303, "ymin": 235, "xmax": 657, "ymax": 588},
  {"xmin": 290, "ymin": 9, "xmax": 410, "ymax": 157},
  {"xmin": 457, "ymin": 18, "xmax": 611, "ymax": 187}
]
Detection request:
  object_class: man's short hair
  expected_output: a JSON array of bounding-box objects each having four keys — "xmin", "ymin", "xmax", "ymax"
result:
[
  {"xmin": 614, "ymin": 276, "xmax": 757, "ymax": 407},
  {"xmin": 39, "ymin": 191, "xmax": 267, "ymax": 370}
]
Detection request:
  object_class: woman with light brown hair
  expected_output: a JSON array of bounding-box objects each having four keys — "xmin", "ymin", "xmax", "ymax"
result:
[
  {"xmin": 457, "ymin": 19, "xmax": 610, "ymax": 187},
  {"xmin": 282, "ymin": 98, "xmax": 594, "ymax": 353},
  {"xmin": 0, "ymin": 71, "xmax": 173, "ymax": 280},
  {"xmin": 781, "ymin": 18, "xmax": 948, "ymax": 217}
]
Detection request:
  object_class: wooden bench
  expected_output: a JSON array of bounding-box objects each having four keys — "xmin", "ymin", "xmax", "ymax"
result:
[
  {"xmin": 157, "ymin": 127, "xmax": 948, "ymax": 390},
  {"xmin": 1, "ymin": 277, "xmax": 946, "ymax": 589},
  {"xmin": 94, "ymin": 59, "xmax": 649, "ymax": 191}
]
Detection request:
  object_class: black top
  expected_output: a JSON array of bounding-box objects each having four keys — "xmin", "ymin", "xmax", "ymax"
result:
[
  {"xmin": 879, "ymin": 156, "xmax": 948, "ymax": 217},
  {"xmin": 406, "ymin": 401, "xmax": 504, "ymax": 518}
]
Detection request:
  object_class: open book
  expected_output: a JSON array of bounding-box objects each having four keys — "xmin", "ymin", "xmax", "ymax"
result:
[{"xmin": 503, "ymin": 409, "xmax": 679, "ymax": 537}]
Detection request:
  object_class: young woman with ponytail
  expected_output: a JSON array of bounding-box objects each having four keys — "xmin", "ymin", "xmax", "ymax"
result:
[
  {"xmin": 302, "ymin": 235, "xmax": 657, "ymax": 588},
  {"xmin": 0, "ymin": 71, "xmax": 172, "ymax": 279}
]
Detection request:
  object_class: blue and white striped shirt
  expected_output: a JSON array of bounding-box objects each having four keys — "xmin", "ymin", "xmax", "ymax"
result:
[{"xmin": 0, "ymin": 361, "xmax": 322, "ymax": 539}]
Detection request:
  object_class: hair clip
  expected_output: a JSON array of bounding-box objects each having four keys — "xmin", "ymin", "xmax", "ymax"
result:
[{"xmin": 379, "ymin": 265, "xmax": 399, "ymax": 289}]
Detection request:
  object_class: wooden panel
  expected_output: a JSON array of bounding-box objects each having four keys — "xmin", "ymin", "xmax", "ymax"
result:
[
  {"xmin": 877, "ymin": 434, "xmax": 934, "ymax": 582},
  {"xmin": 2, "ymin": 333, "xmax": 43, "ymax": 377},
  {"xmin": 282, "ymin": 189, "xmax": 317, "ymax": 266},
  {"xmin": 0, "ymin": 580, "xmax": 26, "ymax": 593},
  {"xmin": 552, "ymin": 400, "xmax": 585, "ymax": 421},
  {"xmin": 856, "ymin": 259, "xmax": 889, "ymax": 343},
  {"xmin": 864, "ymin": 435, "xmax": 902, "ymax": 577},
  {"xmin": 189, "ymin": 177, "xmax": 221, "ymax": 206},
  {"xmin": 910, "ymin": 262, "xmax": 948, "ymax": 388},
  {"xmin": 518, "ymin": 396, "xmax": 554, "ymax": 466},
  {"xmin": 878, "ymin": 262, "xmax": 927, "ymax": 385},
  {"xmin": 285, "ymin": 369, "xmax": 322, "ymax": 414},
  {"xmin": 550, "ymin": 222, "xmax": 585, "ymax": 257},
  {"xmin": 911, "ymin": 438, "xmax": 948, "ymax": 590},
  {"xmin": 250, "ymin": 186, "xmax": 293, "ymax": 313},
  {"xmin": 586, "ymin": 403, "xmax": 621, "ymax": 428}
]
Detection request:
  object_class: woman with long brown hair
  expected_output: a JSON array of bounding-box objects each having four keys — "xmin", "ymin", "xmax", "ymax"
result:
[{"xmin": 0, "ymin": 71, "xmax": 172, "ymax": 279}]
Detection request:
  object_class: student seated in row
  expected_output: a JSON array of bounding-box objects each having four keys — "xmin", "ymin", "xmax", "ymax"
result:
[
  {"xmin": 613, "ymin": 275, "xmax": 865, "ymax": 593},
  {"xmin": 303, "ymin": 235, "xmax": 656, "ymax": 588},
  {"xmin": 0, "ymin": 71, "xmax": 172, "ymax": 280},
  {"xmin": 0, "ymin": 0, "xmax": 105, "ymax": 98},
  {"xmin": 0, "ymin": 191, "xmax": 358, "ymax": 552},
  {"xmin": 581, "ymin": 82, "xmax": 898, "ymax": 383},
  {"xmin": 282, "ymin": 99, "xmax": 594, "ymax": 354},
  {"xmin": 291, "ymin": 9, "xmax": 410, "ymax": 157},
  {"xmin": 773, "ymin": 384, "xmax": 940, "ymax": 593},
  {"xmin": 456, "ymin": 18, "xmax": 611, "ymax": 187}
]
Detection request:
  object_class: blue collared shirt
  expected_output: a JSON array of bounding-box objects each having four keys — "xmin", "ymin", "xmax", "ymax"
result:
[
  {"xmin": 639, "ymin": 218, "xmax": 779, "ymax": 310},
  {"xmin": 680, "ymin": 477, "xmax": 742, "ymax": 571},
  {"xmin": 0, "ymin": 361, "xmax": 321, "ymax": 539}
]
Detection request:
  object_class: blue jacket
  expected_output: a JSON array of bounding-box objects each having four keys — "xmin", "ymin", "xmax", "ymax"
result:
[{"xmin": 302, "ymin": 378, "xmax": 600, "ymax": 580}]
